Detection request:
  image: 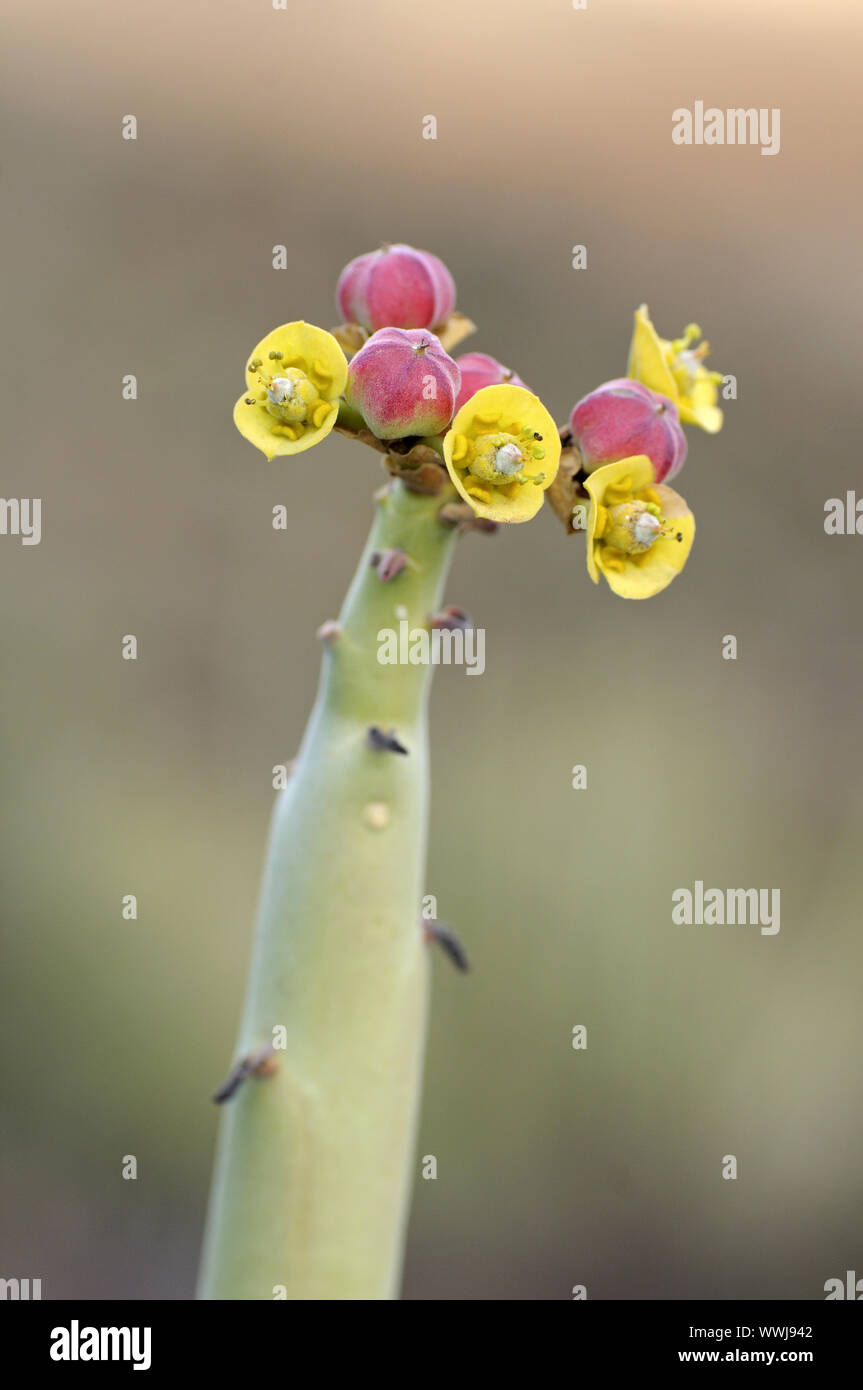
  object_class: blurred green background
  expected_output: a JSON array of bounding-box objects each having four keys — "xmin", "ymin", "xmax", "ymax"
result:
[{"xmin": 2, "ymin": 0, "xmax": 861, "ymax": 1299}]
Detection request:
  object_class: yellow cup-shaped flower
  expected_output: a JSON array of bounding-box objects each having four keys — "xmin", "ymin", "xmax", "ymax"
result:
[
  {"xmin": 234, "ymin": 322, "xmax": 348, "ymax": 459},
  {"xmin": 443, "ymin": 385, "xmax": 561, "ymax": 524},
  {"xmin": 627, "ymin": 304, "xmax": 723, "ymax": 434},
  {"xmin": 584, "ymin": 455, "xmax": 695, "ymax": 599}
]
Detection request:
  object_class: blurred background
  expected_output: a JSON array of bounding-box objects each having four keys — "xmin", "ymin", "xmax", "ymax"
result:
[{"xmin": 2, "ymin": 0, "xmax": 862, "ymax": 1300}]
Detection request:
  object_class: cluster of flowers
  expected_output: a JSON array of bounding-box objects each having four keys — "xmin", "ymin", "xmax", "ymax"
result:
[{"xmin": 234, "ymin": 243, "xmax": 724, "ymax": 599}]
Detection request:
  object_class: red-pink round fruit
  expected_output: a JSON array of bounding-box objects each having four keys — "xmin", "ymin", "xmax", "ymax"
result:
[
  {"xmin": 453, "ymin": 352, "xmax": 528, "ymax": 413},
  {"xmin": 345, "ymin": 327, "xmax": 460, "ymax": 440},
  {"xmin": 570, "ymin": 378, "xmax": 688, "ymax": 483},
  {"xmin": 337, "ymin": 244, "xmax": 456, "ymax": 333}
]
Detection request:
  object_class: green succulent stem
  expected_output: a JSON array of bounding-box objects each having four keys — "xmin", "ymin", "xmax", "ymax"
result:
[
  {"xmin": 335, "ymin": 398, "xmax": 367, "ymax": 433},
  {"xmin": 198, "ymin": 478, "xmax": 458, "ymax": 1300}
]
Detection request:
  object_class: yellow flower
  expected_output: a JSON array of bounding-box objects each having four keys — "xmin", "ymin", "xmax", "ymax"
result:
[
  {"xmin": 233, "ymin": 322, "xmax": 348, "ymax": 459},
  {"xmin": 584, "ymin": 455, "xmax": 695, "ymax": 599},
  {"xmin": 442, "ymin": 385, "xmax": 560, "ymax": 524},
  {"xmin": 627, "ymin": 304, "xmax": 723, "ymax": 434}
]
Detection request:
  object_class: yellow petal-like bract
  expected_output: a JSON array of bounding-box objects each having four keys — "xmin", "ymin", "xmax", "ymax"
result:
[
  {"xmin": 584, "ymin": 455, "xmax": 695, "ymax": 599},
  {"xmin": 234, "ymin": 321, "xmax": 348, "ymax": 460},
  {"xmin": 443, "ymin": 384, "xmax": 561, "ymax": 524},
  {"xmin": 628, "ymin": 304, "xmax": 723, "ymax": 434}
]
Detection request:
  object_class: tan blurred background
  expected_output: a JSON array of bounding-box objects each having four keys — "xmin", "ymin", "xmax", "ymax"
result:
[{"xmin": 2, "ymin": 0, "xmax": 862, "ymax": 1299}]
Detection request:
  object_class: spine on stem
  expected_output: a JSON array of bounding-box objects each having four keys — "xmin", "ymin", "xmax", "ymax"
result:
[{"xmin": 198, "ymin": 480, "xmax": 457, "ymax": 1300}]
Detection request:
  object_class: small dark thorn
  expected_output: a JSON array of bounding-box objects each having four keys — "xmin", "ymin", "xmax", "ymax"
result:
[
  {"xmin": 423, "ymin": 919, "xmax": 470, "ymax": 972},
  {"xmin": 373, "ymin": 548, "xmax": 409, "ymax": 582},
  {"xmin": 212, "ymin": 1044, "xmax": 277, "ymax": 1104},
  {"xmin": 367, "ymin": 725, "xmax": 409, "ymax": 755},
  {"xmin": 437, "ymin": 502, "xmax": 499, "ymax": 534},
  {"xmin": 429, "ymin": 605, "xmax": 472, "ymax": 632}
]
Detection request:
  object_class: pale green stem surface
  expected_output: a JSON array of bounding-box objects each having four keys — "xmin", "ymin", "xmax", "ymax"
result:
[{"xmin": 198, "ymin": 480, "xmax": 458, "ymax": 1300}]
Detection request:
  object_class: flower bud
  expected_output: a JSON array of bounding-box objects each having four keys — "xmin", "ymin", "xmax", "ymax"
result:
[
  {"xmin": 570, "ymin": 378, "xmax": 687, "ymax": 483},
  {"xmin": 345, "ymin": 327, "xmax": 460, "ymax": 440},
  {"xmin": 336, "ymin": 243, "xmax": 456, "ymax": 333},
  {"xmin": 453, "ymin": 352, "xmax": 527, "ymax": 413}
]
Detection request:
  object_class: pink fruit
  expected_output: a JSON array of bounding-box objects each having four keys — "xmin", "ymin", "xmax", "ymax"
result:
[
  {"xmin": 453, "ymin": 352, "xmax": 528, "ymax": 413},
  {"xmin": 569, "ymin": 378, "xmax": 688, "ymax": 483},
  {"xmin": 336, "ymin": 244, "xmax": 456, "ymax": 333},
  {"xmin": 345, "ymin": 328, "xmax": 460, "ymax": 440}
]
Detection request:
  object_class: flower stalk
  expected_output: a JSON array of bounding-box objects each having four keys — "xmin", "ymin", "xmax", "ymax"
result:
[{"xmin": 198, "ymin": 479, "xmax": 458, "ymax": 1300}]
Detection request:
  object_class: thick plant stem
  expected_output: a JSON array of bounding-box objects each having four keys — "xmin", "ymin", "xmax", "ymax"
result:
[{"xmin": 198, "ymin": 479, "xmax": 458, "ymax": 1300}]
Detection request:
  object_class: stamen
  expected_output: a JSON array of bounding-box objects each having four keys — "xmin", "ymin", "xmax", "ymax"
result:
[{"xmin": 673, "ymin": 323, "xmax": 702, "ymax": 353}]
